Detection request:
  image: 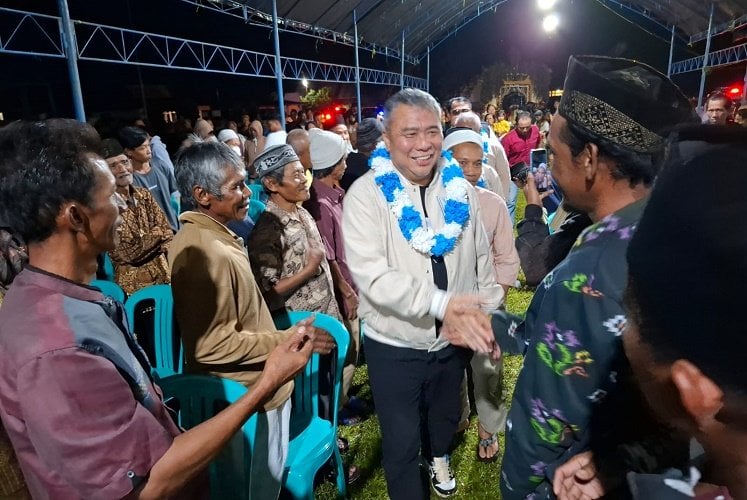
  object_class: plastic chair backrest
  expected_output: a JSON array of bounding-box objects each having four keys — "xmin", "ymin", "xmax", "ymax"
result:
[
  {"xmin": 248, "ymin": 199, "xmax": 266, "ymax": 223},
  {"xmin": 248, "ymin": 183, "xmax": 268, "ymax": 204},
  {"xmin": 158, "ymin": 374, "xmax": 255, "ymax": 500},
  {"xmin": 90, "ymin": 279, "xmax": 126, "ymax": 303},
  {"xmin": 273, "ymin": 312, "xmax": 350, "ymax": 429},
  {"xmin": 124, "ymin": 284, "xmax": 182, "ymax": 377}
]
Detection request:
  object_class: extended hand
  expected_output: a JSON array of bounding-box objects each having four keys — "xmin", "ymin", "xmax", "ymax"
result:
[
  {"xmin": 523, "ymin": 172, "xmax": 555, "ymax": 207},
  {"xmin": 553, "ymin": 451, "xmax": 604, "ymax": 500},
  {"xmin": 256, "ymin": 325, "xmax": 314, "ymax": 391},
  {"xmin": 441, "ymin": 295, "xmax": 495, "ymax": 353},
  {"xmin": 305, "ymin": 247, "xmax": 325, "ymax": 272}
]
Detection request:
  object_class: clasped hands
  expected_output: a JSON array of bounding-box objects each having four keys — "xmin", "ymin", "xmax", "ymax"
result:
[{"xmin": 440, "ymin": 295, "xmax": 500, "ymax": 360}]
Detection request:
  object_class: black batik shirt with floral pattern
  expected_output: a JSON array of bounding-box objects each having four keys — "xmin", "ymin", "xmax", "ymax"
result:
[{"xmin": 497, "ymin": 198, "xmax": 647, "ymax": 499}]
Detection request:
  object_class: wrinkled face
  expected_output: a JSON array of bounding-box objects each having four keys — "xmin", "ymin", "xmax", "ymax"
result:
[
  {"xmin": 267, "ymin": 161, "xmax": 309, "ymax": 204},
  {"xmin": 127, "ymin": 139, "xmax": 151, "ymax": 163},
  {"xmin": 105, "ymin": 154, "xmax": 133, "ymax": 189},
  {"xmin": 330, "ymin": 124, "xmax": 350, "ymax": 143},
  {"xmin": 383, "ymin": 104, "xmax": 443, "ymax": 186},
  {"xmin": 85, "ymin": 158, "xmax": 126, "ymax": 252},
  {"xmin": 706, "ymin": 98, "xmax": 729, "ymax": 125},
  {"xmin": 516, "ymin": 117, "xmax": 532, "ymax": 138},
  {"xmin": 206, "ymin": 166, "xmax": 250, "ymax": 224},
  {"xmin": 546, "ymin": 115, "xmax": 588, "ymax": 212},
  {"xmin": 330, "ymin": 158, "xmax": 347, "ymax": 182},
  {"xmin": 451, "ymin": 142, "xmax": 483, "ymax": 186}
]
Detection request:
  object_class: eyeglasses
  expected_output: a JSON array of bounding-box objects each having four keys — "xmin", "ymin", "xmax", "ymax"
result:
[{"xmin": 450, "ymin": 107, "xmax": 471, "ymax": 116}]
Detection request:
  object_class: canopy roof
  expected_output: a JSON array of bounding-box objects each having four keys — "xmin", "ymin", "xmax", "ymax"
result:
[{"xmin": 240, "ymin": 0, "xmax": 746, "ymax": 61}]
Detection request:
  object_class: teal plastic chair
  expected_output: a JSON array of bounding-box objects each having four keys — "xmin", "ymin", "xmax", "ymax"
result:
[
  {"xmin": 124, "ymin": 284, "xmax": 183, "ymax": 378},
  {"xmin": 248, "ymin": 199, "xmax": 266, "ymax": 223},
  {"xmin": 90, "ymin": 279, "xmax": 126, "ymax": 303},
  {"xmin": 158, "ymin": 374, "xmax": 256, "ymax": 500},
  {"xmin": 248, "ymin": 183, "xmax": 268, "ymax": 204},
  {"xmin": 273, "ymin": 311, "xmax": 349, "ymax": 499}
]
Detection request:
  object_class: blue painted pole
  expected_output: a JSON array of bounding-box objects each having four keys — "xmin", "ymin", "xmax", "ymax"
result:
[
  {"xmin": 426, "ymin": 46, "xmax": 430, "ymax": 93},
  {"xmin": 354, "ymin": 10, "xmax": 362, "ymax": 123},
  {"xmin": 697, "ymin": 3, "xmax": 715, "ymax": 109},
  {"xmin": 57, "ymin": 0, "xmax": 85, "ymax": 121},
  {"xmin": 666, "ymin": 25, "xmax": 675, "ymax": 77},
  {"xmin": 400, "ymin": 31, "xmax": 405, "ymax": 89},
  {"xmin": 271, "ymin": 0, "xmax": 285, "ymax": 129}
]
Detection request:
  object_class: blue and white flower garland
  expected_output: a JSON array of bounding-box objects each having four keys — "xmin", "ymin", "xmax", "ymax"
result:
[{"xmin": 369, "ymin": 141, "xmax": 470, "ymax": 257}]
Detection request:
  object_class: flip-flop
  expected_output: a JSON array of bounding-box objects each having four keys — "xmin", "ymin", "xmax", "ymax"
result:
[{"xmin": 476, "ymin": 433, "xmax": 498, "ymax": 463}]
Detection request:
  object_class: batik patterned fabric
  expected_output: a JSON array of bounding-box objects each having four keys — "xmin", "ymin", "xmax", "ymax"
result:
[
  {"xmin": 497, "ymin": 198, "xmax": 646, "ymax": 499},
  {"xmin": 248, "ymin": 201, "xmax": 341, "ymax": 321}
]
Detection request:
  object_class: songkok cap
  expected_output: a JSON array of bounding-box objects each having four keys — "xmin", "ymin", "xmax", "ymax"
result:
[
  {"xmin": 356, "ymin": 118, "xmax": 384, "ymax": 150},
  {"xmin": 254, "ymin": 144, "xmax": 299, "ymax": 178},
  {"xmin": 309, "ymin": 128, "xmax": 346, "ymax": 171},
  {"xmin": 100, "ymin": 138, "xmax": 124, "ymax": 159},
  {"xmin": 558, "ymin": 55, "xmax": 693, "ymax": 153},
  {"xmin": 217, "ymin": 129, "xmax": 239, "ymax": 143},
  {"xmin": 627, "ymin": 125, "xmax": 747, "ymax": 391},
  {"xmin": 443, "ymin": 127, "xmax": 483, "ymax": 151}
]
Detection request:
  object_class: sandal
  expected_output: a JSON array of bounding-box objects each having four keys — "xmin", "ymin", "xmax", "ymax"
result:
[{"xmin": 476, "ymin": 427, "xmax": 499, "ymax": 463}]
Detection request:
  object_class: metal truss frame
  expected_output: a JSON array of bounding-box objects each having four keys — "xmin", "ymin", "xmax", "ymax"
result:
[
  {"xmin": 0, "ymin": 6, "xmax": 426, "ymax": 89},
  {"xmin": 178, "ymin": 0, "xmax": 420, "ymax": 65},
  {"xmin": 689, "ymin": 13, "xmax": 747, "ymax": 44},
  {"xmin": 669, "ymin": 42, "xmax": 747, "ymax": 74}
]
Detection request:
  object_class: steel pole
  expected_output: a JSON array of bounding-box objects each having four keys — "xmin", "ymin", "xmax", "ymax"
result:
[
  {"xmin": 271, "ymin": 0, "xmax": 285, "ymax": 129},
  {"xmin": 57, "ymin": 0, "xmax": 85, "ymax": 121},
  {"xmin": 354, "ymin": 10, "xmax": 362, "ymax": 123},
  {"xmin": 666, "ymin": 25, "xmax": 675, "ymax": 77},
  {"xmin": 697, "ymin": 3, "xmax": 715, "ymax": 109},
  {"xmin": 400, "ymin": 31, "xmax": 405, "ymax": 90},
  {"xmin": 426, "ymin": 46, "xmax": 430, "ymax": 93}
]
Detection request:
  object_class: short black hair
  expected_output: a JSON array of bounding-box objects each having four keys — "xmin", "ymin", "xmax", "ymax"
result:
[
  {"xmin": 0, "ymin": 119, "xmax": 102, "ymax": 243},
  {"xmin": 118, "ymin": 126, "xmax": 149, "ymax": 149},
  {"xmin": 559, "ymin": 118, "xmax": 662, "ymax": 187},
  {"xmin": 446, "ymin": 96, "xmax": 471, "ymax": 110}
]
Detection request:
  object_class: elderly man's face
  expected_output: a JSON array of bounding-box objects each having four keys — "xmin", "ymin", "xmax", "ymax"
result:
[
  {"xmin": 330, "ymin": 124, "xmax": 350, "ymax": 143},
  {"xmin": 205, "ymin": 166, "xmax": 250, "ymax": 224},
  {"xmin": 706, "ymin": 98, "xmax": 729, "ymax": 125},
  {"xmin": 383, "ymin": 104, "xmax": 443, "ymax": 186},
  {"xmin": 451, "ymin": 142, "xmax": 483, "ymax": 186},
  {"xmin": 105, "ymin": 154, "xmax": 133, "ymax": 189},
  {"xmin": 84, "ymin": 158, "xmax": 127, "ymax": 253},
  {"xmin": 266, "ymin": 161, "xmax": 309, "ymax": 204}
]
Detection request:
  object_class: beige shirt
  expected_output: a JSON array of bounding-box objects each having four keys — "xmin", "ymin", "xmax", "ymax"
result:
[
  {"xmin": 475, "ymin": 187, "xmax": 520, "ymax": 287},
  {"xmin": 169, "ymin": 211, "xmax": 293, "ymax": 411},
  {"xmin": 486, "ymin": 134, "xmax": 511, "ymax": 201},
  {"xmin": 342, "ymin": 165, "xmax": 504, "ymax": 351}
]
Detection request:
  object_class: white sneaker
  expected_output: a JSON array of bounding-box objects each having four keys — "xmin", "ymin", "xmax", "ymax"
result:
[{"xmin": 429, "ymin": 455, "xmax": 457, "ymax": 497}]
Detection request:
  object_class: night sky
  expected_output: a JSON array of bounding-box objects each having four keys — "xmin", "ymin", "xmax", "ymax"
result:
[{"xmin": 0, "ymin": 0, "xmax": 742, "ymax": 122}]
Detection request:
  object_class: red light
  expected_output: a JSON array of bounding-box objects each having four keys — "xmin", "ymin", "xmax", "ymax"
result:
[
  {"xmin": 727, "ymin": 85, "xmax": 742, "ymax": 96},
  {"xmin": 325, "ymin": 113, "xmax": 331, "ymax": 120},
  {"xmin": 334, "ymin": 106, "xmax": 341, "ymax": 111}
]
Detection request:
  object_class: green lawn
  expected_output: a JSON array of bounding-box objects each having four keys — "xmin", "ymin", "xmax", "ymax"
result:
[{"xmin": 315, "ymin": 193, "xmax": 533, "ymax": 499}]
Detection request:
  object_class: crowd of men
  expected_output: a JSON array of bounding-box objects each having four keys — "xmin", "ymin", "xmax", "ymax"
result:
[{"xmin": 0, "ymin": 52, "xmax": 746, "ymax": 500}]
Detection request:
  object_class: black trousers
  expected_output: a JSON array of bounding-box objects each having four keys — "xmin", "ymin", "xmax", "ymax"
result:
[{"xmin": 366, "ymin": 337, "xmax": 471, "ymax": 500}]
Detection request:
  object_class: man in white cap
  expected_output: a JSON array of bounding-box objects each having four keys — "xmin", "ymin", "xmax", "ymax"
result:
[
  {"xmin": 443, "ymin": 127, "xmax": 519, "ymax": 464},
  {"xmin": 217, "ymin": 128, "xmax": 243, "ymax": 157},
  {"xmin": 305, "ymin": 128, "xmax": 363, "ymax": 425}
]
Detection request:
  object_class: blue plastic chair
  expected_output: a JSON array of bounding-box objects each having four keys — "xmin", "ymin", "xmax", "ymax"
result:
[
  {"xmin": 124, "ymin": 284, "xmax": 183, "ymax": 378},
  {"xmin": 158, "ymin": 374, "xmax": 256, "ymax": 500},
  {"xmin": 273, "ymin": 311, "xmax": 349, "ymax": 499},
  {"xmin": 248, "ymin": 199, "xmax": 266, "ymax": 223},
  {"xmin": 90, "ymin": 279, "xmax": 126, "ymax": 303}
]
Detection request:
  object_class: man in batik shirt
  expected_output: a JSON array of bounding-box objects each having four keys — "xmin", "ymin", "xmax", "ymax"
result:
[{"xmin": 494, "ymin": 55, "xmax": 694, "ymax": 499}]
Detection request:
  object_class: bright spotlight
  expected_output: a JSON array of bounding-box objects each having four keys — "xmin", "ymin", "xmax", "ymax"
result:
[
  {"xmin": 537, "ymin": 0, "xmax": 557, "ymax": 10},
  {"xmin": 542, "ymin": 14, "xmax": 559, "ymax": 32},
  {"xmin": 301, "ymin": 78, "xmax": 308, "ymax": 88}
]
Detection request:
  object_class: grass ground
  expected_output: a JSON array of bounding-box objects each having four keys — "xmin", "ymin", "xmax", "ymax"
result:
[{"xmin": 316, "ymin": 193, "xmax": 533, "ymax": 499}]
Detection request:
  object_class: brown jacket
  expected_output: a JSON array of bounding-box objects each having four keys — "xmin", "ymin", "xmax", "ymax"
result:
[{"xmin": 169, "ymin": 212, "xmax": 293, "ymax": 411}]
